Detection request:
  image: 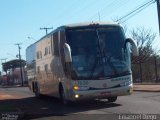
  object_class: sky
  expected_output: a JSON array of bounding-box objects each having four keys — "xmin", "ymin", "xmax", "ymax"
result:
[{"xmin": 0, "ymin": 0, "xmax": 159, "ymax": 71}]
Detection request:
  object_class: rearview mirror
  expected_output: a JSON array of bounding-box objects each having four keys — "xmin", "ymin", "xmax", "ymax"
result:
[
  {"xmin": 64, "ymin": 43, "xmax": 72, "ymax": 62},
  {"xmin": 125, "ymin": 38, "xmax": 139, "ymax": 56}
]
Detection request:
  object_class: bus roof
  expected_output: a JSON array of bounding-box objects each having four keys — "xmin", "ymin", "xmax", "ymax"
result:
[
  {"xmin": 26, "ymin": 22, "xmax": 121, "ymax": 49},
  {"xmin": 62, "ymin": 21, "xmax": 120, "ymax": 28}
]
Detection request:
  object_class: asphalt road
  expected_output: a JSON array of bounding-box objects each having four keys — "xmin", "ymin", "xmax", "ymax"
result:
[{"xmin": 0, "ymin": 87, "xmax": 160, "ymax": 120}]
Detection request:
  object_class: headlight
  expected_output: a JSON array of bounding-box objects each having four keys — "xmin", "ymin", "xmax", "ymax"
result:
[{"xmin": 75, "ymin": 94, "xmax": 79, "ymax": 98}]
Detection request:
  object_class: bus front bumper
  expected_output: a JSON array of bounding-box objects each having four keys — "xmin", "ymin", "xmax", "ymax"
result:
[{"xmin": 71, "ymin": 85, "xmax": 133, "ymax": 101}]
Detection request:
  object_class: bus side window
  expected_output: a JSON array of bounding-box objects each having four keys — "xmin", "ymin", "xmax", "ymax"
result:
[
  {"xmin": 37, "ymin": 66, "xmax": 40, "ymax": 74},
  {"xmin": 53, "ymin": 32, "xmax": 59, "ymax": 57},
  {"xmin": 51, "ymin": 34, "xmax": 54, "ymax": 55},
  {"xmin": 60, "ymin": 31, "xmax": 67, "ymax": 73},
  {"xmin": 44, "ymin": 64, "xmax": 48, "ymax": 73}
]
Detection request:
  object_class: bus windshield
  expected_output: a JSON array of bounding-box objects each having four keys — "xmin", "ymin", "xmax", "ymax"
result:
[{"xmin": 66, "ymin": 26, "xmax": 131, "ymax": 80}]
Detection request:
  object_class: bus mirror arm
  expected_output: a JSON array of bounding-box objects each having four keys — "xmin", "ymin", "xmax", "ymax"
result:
[
  {"xmin": 64, "ymin": 43, "xmax": 72, "ymax": 62},
  {"xmin": 125, "ymin": 38, "xmax": 139, "ymax": 56}
]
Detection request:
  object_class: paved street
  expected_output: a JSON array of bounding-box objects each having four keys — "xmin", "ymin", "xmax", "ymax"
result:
[{"xmin": 0, "ymin": 87, "xmax": 160, "ymax": 120}]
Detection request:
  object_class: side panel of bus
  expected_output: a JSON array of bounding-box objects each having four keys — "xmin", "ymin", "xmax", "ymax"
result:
[{"xmin": 29, "ymin": 29, "xmax": 70, "ymax": 98}]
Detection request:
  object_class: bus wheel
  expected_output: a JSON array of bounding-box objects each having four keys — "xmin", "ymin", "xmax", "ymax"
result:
[
  {"xmin": 60, "ymin": 86, "xmax": 68, "ymax": 105},
  {"xmin": 32, "ymin": 82, "xmax": 35, "ymax": 92},
  {"xmin": 35, "ymin": 82, "xmax": 41, "ymax": 98},
  {"xmin": 108, "ymin": 96, "xmax": 117, "ymax": 103}
]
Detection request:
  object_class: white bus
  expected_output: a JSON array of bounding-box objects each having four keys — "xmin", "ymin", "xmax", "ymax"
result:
[{"xmin": 26, "ymin": 22, "xmax": 138, "ymax": 104}]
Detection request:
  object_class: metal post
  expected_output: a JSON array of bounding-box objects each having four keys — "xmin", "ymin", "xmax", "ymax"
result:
[
  {"xmin": 157, "ymin": 0, "xmax": 160, "ymax": 34},
  {"xmin": 15, "ymin": 43, "xmax": 23, "ymax": 86}
]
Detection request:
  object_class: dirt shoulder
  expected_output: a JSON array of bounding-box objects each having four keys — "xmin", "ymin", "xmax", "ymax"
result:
[{"xmin": 133, "ymin": 84, "xmax": 160, "ymax": 92}]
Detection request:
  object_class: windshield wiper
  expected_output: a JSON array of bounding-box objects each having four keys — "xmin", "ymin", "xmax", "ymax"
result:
[
  {"xmin": 89, "ymin": 29, "xmax": 103, "ymax": 79},
  {"xmin": 90, "ymin": 28, "xmax": 119, "ymax": 79}
]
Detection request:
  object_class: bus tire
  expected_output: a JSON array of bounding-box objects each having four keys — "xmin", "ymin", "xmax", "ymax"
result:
[
  {"xmin": 32, "ymin": 82, "xmax": 35, "ymax": 92},
  {"xmin": 108, "ymin": 96, "xmax": 117, "ymax": 103},
  {"xmin": 34, "ymin": 82, "xmax": 41, "ymax": 98},
  {"xmin": 59, "ymin": 85, "xmax": 69, "ymax": 105}
]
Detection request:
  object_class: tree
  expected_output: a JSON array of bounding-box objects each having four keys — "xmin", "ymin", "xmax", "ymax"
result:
[
  {"xmin": 130, "ymin": 27, "xmax": 156, "ymax": 83},
  {"xmin": 131, "ymin": 27, "xmax": 156, "ymax": 64}
]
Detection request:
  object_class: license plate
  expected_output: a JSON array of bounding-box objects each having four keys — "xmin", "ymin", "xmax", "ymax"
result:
[{"xmin": 100, "ymin": 92, "xmax": 111, "ymax": 96}]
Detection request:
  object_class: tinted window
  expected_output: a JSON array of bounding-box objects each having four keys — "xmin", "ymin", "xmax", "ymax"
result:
[{"xmin": 53, "ymin": 32, "xmax": 59, "ymax": 56}]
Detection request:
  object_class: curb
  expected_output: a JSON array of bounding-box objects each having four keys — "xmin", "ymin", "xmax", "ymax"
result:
[
  {"xmin": 133, "ymin": 90, "xmax": 160, "ymax": 92},
  {"xmin": 134, "ymin": 83, "xmax": 160, "ymax": 85}
]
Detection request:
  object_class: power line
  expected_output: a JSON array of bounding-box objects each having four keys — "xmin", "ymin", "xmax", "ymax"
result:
[
  {"xmin": 102, "ymin": 0, "xmax": 131, "ymax": 18},
  {"xmin": 46, "ymin": 0, "xmax": 80, "ymax": 27},
  {"xmin": 66, "ymin": 0, "xmax": 98, "ymax": 22},
  {"xmin": 89, "ymin": 0, "xmax": 126, "ymax": 21},
  {"xmin": 89, "ymin": 0, "xmax": 118, "ymax": 18},
  {"xmin": 116, "ymin": 0, "xmax": 156, "ymax": 23},
  {"xmin": 117, "ymin": 0, "xmax": 154, "ymax": 22},
  {"xmin": 120, "ymin": 1, "xmax": 155, "ymax": 23},
  {"xmin": 51, "ymin": 0, "xmax": 94, "ymax": 26},
  {"xmin": 54, "ymin": 0, "xmax": 110, "ymax": 24}
]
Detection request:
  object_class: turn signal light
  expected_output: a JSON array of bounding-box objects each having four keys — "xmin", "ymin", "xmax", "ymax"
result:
[{"xmin": 73, "ymin": 85, "xmax": 79, "ymax": 90}]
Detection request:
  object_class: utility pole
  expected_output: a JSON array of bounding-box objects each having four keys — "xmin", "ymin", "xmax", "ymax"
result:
[
  {"xmin": 157, "ymin": 0, "xmax": 160, "ymax": 34},
  {"xmin": 15, "ymin": 43, "xmax": 23, "ymax": 86},
  {"xmin": 40, "ymin": 27, "xmax": 53, "ymax": 35}
]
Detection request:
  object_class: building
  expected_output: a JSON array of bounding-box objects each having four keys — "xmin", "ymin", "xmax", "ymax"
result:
[{"xmin": 1, "ymin": 59, "xmax": 27, "ymax": 85}]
